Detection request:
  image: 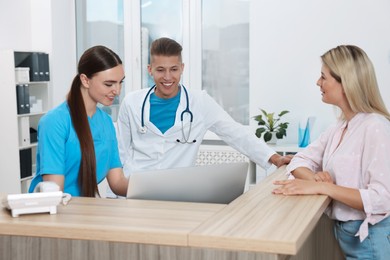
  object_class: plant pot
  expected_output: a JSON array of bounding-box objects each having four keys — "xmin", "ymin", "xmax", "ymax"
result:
[{"xmin": 266, "ymin": 132, "xmax": 278, "ymax": 145}]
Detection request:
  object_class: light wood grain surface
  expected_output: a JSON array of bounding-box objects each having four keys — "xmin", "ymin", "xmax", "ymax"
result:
[
  {"xmin": 0, "ymin": 196, "xmax": 224, "ymax": 246},
  {"xmin": 0, "ymin": 166, "xmax": 334, "ymax": 256},
  {"xmin": 189, "ymin": 166, "xmax": 331, "ymax": 254}
]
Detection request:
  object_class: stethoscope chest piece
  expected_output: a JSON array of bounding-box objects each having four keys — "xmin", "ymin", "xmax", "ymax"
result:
[{"xmin": 138, "ymin": 126, "xmax": 147, "ymax": 134}]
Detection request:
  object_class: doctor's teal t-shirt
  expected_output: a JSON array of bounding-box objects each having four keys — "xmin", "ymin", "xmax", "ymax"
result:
[{"xmin": 149, "ymin": 90, "xmax": 180, "ymax": 134}]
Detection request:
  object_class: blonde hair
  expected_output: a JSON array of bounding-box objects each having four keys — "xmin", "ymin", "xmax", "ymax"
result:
[{"xmin": 321, "ymin": 45, "xmax": 390, "ymax": 120}]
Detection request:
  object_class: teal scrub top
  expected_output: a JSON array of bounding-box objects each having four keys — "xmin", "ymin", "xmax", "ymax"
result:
[{"xmin": 29, "ymin": 102, "xmax": 122, "ymax": 196}]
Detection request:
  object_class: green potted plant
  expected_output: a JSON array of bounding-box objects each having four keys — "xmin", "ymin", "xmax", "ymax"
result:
[{"xmin": 253, "ymin": 109, "xmax": 290, "ymax": 143}]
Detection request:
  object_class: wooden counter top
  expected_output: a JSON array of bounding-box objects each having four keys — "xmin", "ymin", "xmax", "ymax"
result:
[
  {"xmin": 0, "ymin": 166, "xmax": 333, "ymax": 256},
  {"xmin": 0, "ymin": 195, "xmax": 224, "ymax": 246},
  {"xmin": 189, "ymin": 166, "xmax": 331, "ymax": 254}
]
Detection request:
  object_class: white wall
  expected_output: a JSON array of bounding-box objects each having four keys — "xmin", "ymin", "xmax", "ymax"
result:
[
  {"xmin": 250, "ymin": 0, "xmax": 390, "ymax": 144},
  {"xmin": 0, "ymin": 0, "xmax": 32, "ymax": 50},
  {"xmin": 50, "ymin": 0, "xmax": 77, "ymax": 107},
  {"xmin": 2, "ymin": 0, "xmax": 390, "ymax": 144}
]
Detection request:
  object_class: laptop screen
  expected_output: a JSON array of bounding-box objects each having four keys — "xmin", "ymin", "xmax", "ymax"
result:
[{"xmin": 126, "ymin": 162, "xmax": 249, "ymax": 204}]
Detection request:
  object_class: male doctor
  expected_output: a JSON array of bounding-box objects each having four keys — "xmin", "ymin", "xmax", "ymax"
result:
[{"xmin": 117, "ymin": 37, "xmax": 291, "ymax": 176}]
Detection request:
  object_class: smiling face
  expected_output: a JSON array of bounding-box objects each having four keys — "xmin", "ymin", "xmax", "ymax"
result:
[
  {"xmin": 316, "ymin": 64, "xmax": 347, "ymax": 108},
  {"xmin": 148, "ymin": 55, "xmax": 184, "ymax": 99},
  {"xmin": 81, "ymin": 64, "xmax": 125, "ymax": 108}
]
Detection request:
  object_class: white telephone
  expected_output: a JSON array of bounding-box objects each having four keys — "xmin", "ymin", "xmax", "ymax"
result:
[{"xmin": 2, "ymin": 182, "xmax": 71, "ymax": 217}]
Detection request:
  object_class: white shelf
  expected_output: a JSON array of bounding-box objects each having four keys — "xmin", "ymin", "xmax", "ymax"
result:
[
  {"xmin": 17, "ymin": 111, "xmax": 47, "ymax": 117},
  {"xmin": 21, "ymin": 176, "xmax": 34, "ymax": 182},
  {"xmin": 19, "ymin": 143, "xmax": 38, "ymax": 150},
  {"xmin": 26, "ymin": 81, "xmax": 50, "ymax": 85},
  {"xmin": 0, "ymin": 49, "xmax": 51, "ymax": 194}
]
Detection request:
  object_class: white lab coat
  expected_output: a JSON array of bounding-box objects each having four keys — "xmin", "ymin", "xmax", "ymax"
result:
[{"xmin": 117, "ymin": 87, "xmax": 275, "ymax": 176}]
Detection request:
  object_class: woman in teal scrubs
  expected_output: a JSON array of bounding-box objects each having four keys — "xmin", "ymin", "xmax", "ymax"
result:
[{"xmin": 29, "ymin": 46, "xmax": 128, "ymax": 197}]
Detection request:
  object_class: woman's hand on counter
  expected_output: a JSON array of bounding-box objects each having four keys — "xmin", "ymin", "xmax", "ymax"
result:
[
  {"xmin": 272, "ymin": 179, "xmax": 324, "ymax": 195},
  {"xmin": 272, "ymin": 178, "xmax": 364, "ymax": 211}
]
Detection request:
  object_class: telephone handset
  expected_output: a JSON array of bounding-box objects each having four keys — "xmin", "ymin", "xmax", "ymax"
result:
[{"xmin": 2, "ymin": 182, "xmax": 71, "ymax": 217}]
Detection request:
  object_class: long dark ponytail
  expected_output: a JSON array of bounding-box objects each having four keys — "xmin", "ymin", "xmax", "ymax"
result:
[{"xmin": 67, "ymin": 46, "xmax": 122, "ymax": 197}]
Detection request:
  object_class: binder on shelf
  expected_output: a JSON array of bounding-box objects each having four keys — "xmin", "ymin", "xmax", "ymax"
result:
[
  {"xmin": 16, "ymin": 84, "xmax": 30, "ymax": 114},
  {"xmin": 16, "ymin": 84, "xmax": 25, "ymax": 114},
  {"xmin": 23, "ymin": 84, "xmax": 30, "ymax": 114},
  {"xmin": 38, "ymin": 53, "xmax": 50, "ymax": 81},
  {"xmin": 18, "ymin": 117, "xmax": 30, "ymax": 146},
  {"xmin": 19, "ymin": 148, "xmax": 32, "ymax": 179},
  {"xmin": 29, "ymin": 52, "xmax": 40, "ymax": 82},
  {"xmin": 16, "ymin": 84, "xmax": 24, "ymax": 114}
]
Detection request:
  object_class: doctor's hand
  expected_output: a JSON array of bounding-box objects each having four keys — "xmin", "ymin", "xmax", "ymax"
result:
[{"xmin": 269, "ymin": 154, "xmax": 294, "ymax": 168}]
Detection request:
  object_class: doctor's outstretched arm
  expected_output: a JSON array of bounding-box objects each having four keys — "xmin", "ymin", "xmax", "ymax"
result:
[
  {"xmin": 269, "ymin": 153, "xmax": 293, "ymax": 168},
  {"xmin": 202, "ymin": 91, "xmax": 292, "ymax": 169}
]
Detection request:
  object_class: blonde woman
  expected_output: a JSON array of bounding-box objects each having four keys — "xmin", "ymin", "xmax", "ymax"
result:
[{"xmin": 273, "ymin": 45, "xmax": 390, "ymax": 259}]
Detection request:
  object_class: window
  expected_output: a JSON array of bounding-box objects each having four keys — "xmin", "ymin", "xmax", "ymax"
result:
[
  {"xmin": 202, "ymin": 0, "xmax": 249, "ymax": 124},
  {"xmin": 75, "ymin": 0, "xmax": 249, "ymax": 124},
  {"xmin": 75, "ymin": 0, "xmax": 124, "ymax": 120},
  {"xmin": 140, "ymin": 0, "xmax": 183, "ymax": 89}
]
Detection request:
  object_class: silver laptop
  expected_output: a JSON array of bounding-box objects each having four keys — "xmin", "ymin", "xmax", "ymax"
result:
[{"xmin": 126, "ymin": 162, "xmax": 249, "ymax": 204}]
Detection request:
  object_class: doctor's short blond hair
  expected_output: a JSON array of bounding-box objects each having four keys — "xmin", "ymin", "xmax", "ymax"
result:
[
  {"xmin": 321, "ymin": 45, "xmax": 390, "ymax": 120},
  {"xmin": 150, "ymin": 37, "xmax": 183, "ymax": 62}
]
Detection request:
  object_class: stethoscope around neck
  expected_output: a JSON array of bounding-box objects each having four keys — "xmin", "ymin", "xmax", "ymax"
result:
[{"xmin": 139, "ymin": 84, "xmax": 196, "ymax": 144}]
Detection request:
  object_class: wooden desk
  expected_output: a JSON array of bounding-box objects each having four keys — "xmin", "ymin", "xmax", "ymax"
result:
[{"xmin": 0, "ymin": 167, "xmax": 343, "ymax": 260}]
